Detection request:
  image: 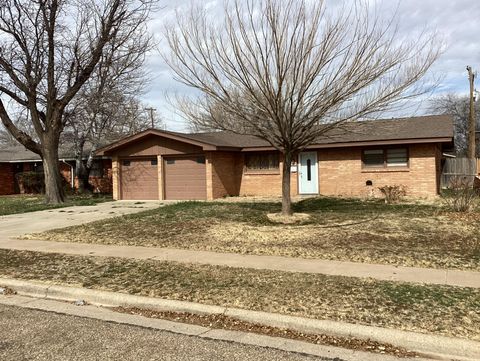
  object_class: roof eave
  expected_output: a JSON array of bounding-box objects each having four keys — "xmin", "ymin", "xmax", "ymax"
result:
[
  {"xmin": 96, "ymin": 129, "xmax": 221, "ymax": 155},
  {"xmin": 240, "ymin": 137, "xmax": 454, "ymax": 152}
]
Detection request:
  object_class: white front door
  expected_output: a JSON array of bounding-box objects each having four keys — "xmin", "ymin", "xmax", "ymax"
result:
[{"xmin": 298, "ymin": 152, "xmax": 318, "ymax": 194}]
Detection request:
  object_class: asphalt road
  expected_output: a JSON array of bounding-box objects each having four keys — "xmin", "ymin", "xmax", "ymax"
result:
[{"xmin": 0, "ymin": 304, "xmax": 336, "ymax": 361}]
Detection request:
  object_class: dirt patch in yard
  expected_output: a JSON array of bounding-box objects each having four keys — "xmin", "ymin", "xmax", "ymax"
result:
[{"xmin": 0, "ymin": 249, "xmax": 479, "ymax": 341}]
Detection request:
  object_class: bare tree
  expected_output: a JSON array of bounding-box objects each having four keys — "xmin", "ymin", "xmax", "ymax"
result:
[
  {"xmin": 164, "ymin": 0, "xmax": 441, "ymax": 215},
  {"xmin": 64, "ymin": 24, "xmax": 154, "ymax": 193},
  {"xmin": 0, "ymin": 115, "xmax": 35, "ymax": 146},
  {"xmin": 431, "ymin": 94, "xmax": 480, "ymax": 156},
  {"xmin": 0, "ymin": 0, "xmax": 154, "ymax": 203}
]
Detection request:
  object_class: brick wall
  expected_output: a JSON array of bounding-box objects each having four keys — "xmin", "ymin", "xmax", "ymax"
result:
[
  {"xmin": 207, "ymin": 152, "xmax": 243, "ymax": 199},
  {"xmin": 231, "ymin": 143, "xmax": 440, "ymax": 199},
  {"xmin": 319, "ymin": 143, "xmax": 440, "ymax": 198},
  {"xmin": 238, "ymin": 154, "xmax": 298, "ymax": 197},
  {"xmin": 0, "ymin": 163, "xmax": 15, "ymax": 195}
]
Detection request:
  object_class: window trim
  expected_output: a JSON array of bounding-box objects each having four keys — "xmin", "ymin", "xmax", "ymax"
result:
[
  {"xmin": 244, "ymin": 152, "xmax": 280, "ymax": 174},
  {"xmin": 361, "ymin": 146, "xmax": 409, "ymax": 169}
]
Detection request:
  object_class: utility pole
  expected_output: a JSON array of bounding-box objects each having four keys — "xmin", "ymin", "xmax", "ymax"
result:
[
  {"xmin": 145, "ymin": 107, "xmax": 157, "ymax": 129},
  {"xmin": 467, "ymin": 66, "xmax": 476, "ymax": 159}
]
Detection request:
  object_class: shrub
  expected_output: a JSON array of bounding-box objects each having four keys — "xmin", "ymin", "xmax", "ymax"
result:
[
  {"xmin": 378, "ymin": 185, "xmax": 406, "ymax": 204},
  {"xmin": 442, "ymin": 176, "xmax": 479, "ymax": 212},
  {"xmin": 15, "ymin": 172, "xmax": 45, "ymax": 194}
]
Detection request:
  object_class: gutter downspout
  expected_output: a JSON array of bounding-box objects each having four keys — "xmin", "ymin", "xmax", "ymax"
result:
[{"xmin": 60, "ymin": 159, "xmax": 75, "ymax": 190}]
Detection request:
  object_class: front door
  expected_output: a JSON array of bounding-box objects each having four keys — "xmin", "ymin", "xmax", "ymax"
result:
[{"xmin": 298, "ymin": 152, "xmax": 318, "ymax": 194}]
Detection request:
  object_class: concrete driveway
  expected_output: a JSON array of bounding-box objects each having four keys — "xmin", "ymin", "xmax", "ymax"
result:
[{"xmin": 0, "ymin": 201, "xmax": 171, "ymax": 238}]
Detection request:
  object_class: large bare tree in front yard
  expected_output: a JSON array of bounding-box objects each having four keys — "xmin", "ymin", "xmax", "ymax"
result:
[
  {"xmin": 164, "ymin": 0, "xmax": 441, "ymax": 215},
  {"xmin": 63, "ymin": 24, "xmax": 153, "ymax": 194},
  {"xmin": 0, "ymin": 0, "xmax": 154, "ymax": 203}
]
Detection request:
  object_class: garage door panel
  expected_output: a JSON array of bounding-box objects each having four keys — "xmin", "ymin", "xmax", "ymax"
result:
[
  {"xmin": 164, "ymin": 156, "xmax": 206, "ymax": 200},
  {"xmin": 121, "ymin": 159, "xmax": 159, "ymax": 200}
]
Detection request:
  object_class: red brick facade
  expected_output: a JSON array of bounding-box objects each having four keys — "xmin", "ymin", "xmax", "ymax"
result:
[
  {"xmin": 204, "ymin": 144, "xmax": 441, "ymax": 199},
  {"xmin": 0, "ymin": 159, "xmax": 112, "ymax": 195},
  {"xmin": 0, "ymin": 163, "xmax": 15, "ymax": 195},
  {"xmin": 109, "ymin": 137, "xmax": 444, "ymax": 201},
  {"xmin": 317, "ymin": 144, "xmax": 440, "ymax": 198}
]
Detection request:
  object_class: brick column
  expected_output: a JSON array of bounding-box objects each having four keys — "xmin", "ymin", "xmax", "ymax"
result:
[
  {"xmin": 111, "ymin": 156, "xmax": 120, "ymax": 200},
  {"xmin": 205, "ymin": 152, "xmax": 214, "ymax": 200},
  {"xmin": 157, "ymin": 155, "xmax": 164, "ymax": 200}
]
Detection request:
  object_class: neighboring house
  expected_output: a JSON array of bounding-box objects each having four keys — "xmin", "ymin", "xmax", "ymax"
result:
[
  {"xmin": 0, "ymin": 145, "xmax": 112, "ymax": 195},
  {"xmin": 96, "ymin": 115, "xmax": 454, "ymax": 201}
]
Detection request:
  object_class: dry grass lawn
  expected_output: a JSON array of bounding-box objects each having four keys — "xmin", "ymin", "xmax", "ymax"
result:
[
  {"xmin": 0, "ymin": 249, "xmax": 478, "ymax": 341},
  {"xmin": 29, "ymin": 197, "xmax": 480, "ymax": 270}
]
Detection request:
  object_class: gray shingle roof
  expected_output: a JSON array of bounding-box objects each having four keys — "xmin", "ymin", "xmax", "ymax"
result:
[
  {"xmin": 2, "ymin": 115, "xmax": 454, "ymax": 161},
  {"xmin": 179, "ymin": 114, "xmax": 454, "ymax": 148}
]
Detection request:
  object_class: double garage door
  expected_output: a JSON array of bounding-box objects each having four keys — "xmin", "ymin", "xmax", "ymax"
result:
[{"xmin": 120, "ymin": 156, "xmax": 206, "ymax": 200}]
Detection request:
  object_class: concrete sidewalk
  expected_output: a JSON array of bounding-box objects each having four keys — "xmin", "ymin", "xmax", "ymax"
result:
[{"xmin": 0, "ymin": 238, "xmax": 479, "ymax": 288}]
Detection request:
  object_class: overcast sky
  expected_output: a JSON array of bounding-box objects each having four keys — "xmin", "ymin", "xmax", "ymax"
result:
[{"xmin": 143, "ymin": 0, "xmax": 480, "ymax": 132}]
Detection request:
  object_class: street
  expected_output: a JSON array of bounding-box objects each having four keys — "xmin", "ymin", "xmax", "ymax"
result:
[{"xmin": 0, "ymin": 304, "xmax": 334, "ymax": 361}]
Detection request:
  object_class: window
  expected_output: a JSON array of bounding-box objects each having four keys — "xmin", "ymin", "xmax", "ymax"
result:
[
  {"xmin": 386, "ymin": 148, "xmax": 408, "ymax": 167},
  {"xmin": 196, "ymin": 157, "xmax": 206, "ymax": 164},
  {"xmin": 362, "ymin": 148, "xmax": 408, "ymax": 168},
  {"xmin": 363, "ymin": 149, "xmax": 384, "ymax": 167},
  {"xmin": 122, "ymin": 160, "xmax": 131, "ymax": 166},
  {"xmin": 151, "ymin": 159, "xmax": 158, "ymax": 166},
  {"xmin": 166, "ymin": 159, "xmax": 175, "ymax": 165},
  {"xmin": 245, "ymin": 152, "xmax": 279, "ymax": 172}
]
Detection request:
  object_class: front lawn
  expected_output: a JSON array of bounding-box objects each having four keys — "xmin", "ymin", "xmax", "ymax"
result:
[
  {"xmin": 0, "ymin": 249, "xmax": 478, "ymax": 341},
  {"xmin": 32, "ymin": 197, "xmax": 480, "ymax": 271},
  {"xmin": 0, "ymin": 194, "xmax": 112, "ymax": 216}
]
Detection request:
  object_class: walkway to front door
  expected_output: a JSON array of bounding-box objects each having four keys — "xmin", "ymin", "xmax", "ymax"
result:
[{"xmin": 298, "ymin": 152, "xmax": 318, "ymax": 194}]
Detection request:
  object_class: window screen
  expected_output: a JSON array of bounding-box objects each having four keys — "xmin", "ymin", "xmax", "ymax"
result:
[
  {"xmin": 245, "ymin": 153, "xmax": 279, "ymax": 171},
  {"xmin": 363, "ymin": 149, "xmax": 384, "ymax": 167},
  {"xmin": 386, "ymin": 148, "xmax": 408, "ymax": 167}
]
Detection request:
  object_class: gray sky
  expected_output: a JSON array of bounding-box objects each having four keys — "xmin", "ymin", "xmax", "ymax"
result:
[{"xmin": 143, "ymin": 0, "xmax": 480, "ymax": 131}]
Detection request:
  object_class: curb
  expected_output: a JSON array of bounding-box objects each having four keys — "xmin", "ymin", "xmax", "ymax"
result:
[{"xmin": 1, "ymin": 277, "xmax": 479, "ymax": 361}]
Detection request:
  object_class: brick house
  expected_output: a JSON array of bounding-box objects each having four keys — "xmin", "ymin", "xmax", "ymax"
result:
[
  {"xmin": 96, "ymin": 115, "xmax": 454, "ymax": 201},
  {"xmin": 0, "ymin": 145, "xmax": 112, "ymax": 196}
]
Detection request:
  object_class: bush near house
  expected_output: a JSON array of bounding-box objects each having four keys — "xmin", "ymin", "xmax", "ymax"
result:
[
  {"xmin": 378, "ymin": 185, "xmax": 407, "ymax": 204},
  {"xmin": 15, "ymin": 172, "xmax": 45, "ymax": 194},
  {"xmin": 442, "ymin": 176, "xmax": 479, "ymax": 212}
]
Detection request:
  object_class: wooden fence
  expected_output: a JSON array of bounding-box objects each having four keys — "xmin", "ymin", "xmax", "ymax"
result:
[{"xmin": 441, "ymin": 158, "xmax": 478, "ymax": 188}]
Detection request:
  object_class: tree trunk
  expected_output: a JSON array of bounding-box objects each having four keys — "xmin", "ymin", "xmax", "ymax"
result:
[
  {"xmin": 74, "ymin": 137, "xmax": 92, "ymax": 194},
  {"xmin": 43, "ymin": 141, "xmax": 65, "ymax": 204},
  {"xmin": 75, "ymin": 160, "xmax": 91, "ymax": 194},
  {"xmin": 281, "ymin": 152, "xmax": 293, "ymax": 215}
]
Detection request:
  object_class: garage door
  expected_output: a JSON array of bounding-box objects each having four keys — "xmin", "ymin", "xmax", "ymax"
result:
[
  {"xmin": 164, "ymin": 156, "xmax": 207, "ymax": 200},
  {"xmin": 120, "ymin": 158, "xmax": 159, "ymax": 200}
]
